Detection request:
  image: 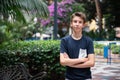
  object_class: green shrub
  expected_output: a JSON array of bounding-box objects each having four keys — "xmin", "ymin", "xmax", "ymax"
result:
[
  {"xmin": 0, "ymin": 40, "xmax": 65, "ymax": 80},
  {"xmin": 94, "ymin": 42, "xmax": 105, "ymax": 55},
  {"xmin": 94, "ymin": 42, "xmax": 105, "ymax": 49},
  {"xmin": 94, "ymin": 42, "xmax": 120, "ymax": 55},
  {"xmin": 111, "ymin": 44, "xmax": 120, "ymax": 54}
]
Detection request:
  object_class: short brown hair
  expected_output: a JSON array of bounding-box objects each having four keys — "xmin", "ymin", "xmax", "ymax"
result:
[{"xmin": 70, "ymin": 12, "xmax": 86, "ymax": 23}]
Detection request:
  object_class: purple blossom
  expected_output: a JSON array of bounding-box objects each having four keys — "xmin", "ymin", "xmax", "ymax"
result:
[
  {"xmin": 48, "ymin": 0, "xmax": 75, "ymax": 17},
  {"xmin": 48, "ymin": 4, "xmax": 54, "ymax": 16},
  {"xmin": 40, "ymin": 18, "xmax": 51, "ymax": 26},
  {"xmin": 57, "ymin": 19, "xmax": 60, "ymax": 23},
  {"xmin": 60, "ymin": 0, "xmax": 75, "ymax": 5},
  {"xmin": 40, "ymin": 0, "xmax": 75, "ymax": 26}
]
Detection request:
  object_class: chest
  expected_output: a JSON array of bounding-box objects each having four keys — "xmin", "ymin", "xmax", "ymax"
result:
[
  {"xmin": 66, "ymin": 39, "xmax": 88, "ymax": 58},
  {"xmin": 67, "ymin": 39, "xmax": 87, "ymax": 50}
]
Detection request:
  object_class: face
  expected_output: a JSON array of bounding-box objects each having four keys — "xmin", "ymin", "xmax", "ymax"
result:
[{"xmin": 70, "ymin": 16, "xmax": 85, "ymax": 33}]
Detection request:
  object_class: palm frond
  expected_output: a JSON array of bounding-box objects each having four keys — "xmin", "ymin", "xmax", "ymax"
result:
[
  {"xmin": 15, "ymin": 0, "xmax": 49, "ymax": 17},
  {"xmin": 0, "ymin": 0, "xmax": 49, "ymax": 22}
]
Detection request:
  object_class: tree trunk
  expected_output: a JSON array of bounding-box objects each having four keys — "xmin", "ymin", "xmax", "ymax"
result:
[{"xmin": 94, "ymin": 0, "xmax": 102, "ymax": 31}]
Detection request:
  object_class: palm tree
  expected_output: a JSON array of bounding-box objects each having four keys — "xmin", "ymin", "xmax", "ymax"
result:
[
  {"xmin": 0, "ymin": 0, "xmax": 49, "ymax": 23},
  {"xmin": 0, "ymin": 0, "xmax": 49, "ymax": 43}
]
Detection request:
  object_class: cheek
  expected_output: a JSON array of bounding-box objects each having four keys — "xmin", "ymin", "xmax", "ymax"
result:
[{"xmin": 80, "ymin": 24, "xmax": 85, "ymax": 28}]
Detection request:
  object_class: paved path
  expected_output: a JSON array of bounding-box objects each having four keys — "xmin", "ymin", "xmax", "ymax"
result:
[{"xmin": 91, "ymin": 55, "xmax": 120, "ymax": 80}]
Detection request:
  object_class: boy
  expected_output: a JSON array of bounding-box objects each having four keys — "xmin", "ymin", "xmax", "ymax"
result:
[{"xmin": 60, "ymin": 12, "xmax": 95, "ymax": 80}]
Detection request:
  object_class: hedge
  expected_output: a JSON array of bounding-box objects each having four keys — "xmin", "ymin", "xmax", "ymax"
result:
[{"xmin": 0, "ymin": 40, "xmax": 65, "ymax": 80}]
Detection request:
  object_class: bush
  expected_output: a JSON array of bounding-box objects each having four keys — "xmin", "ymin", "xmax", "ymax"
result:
[
  {"xmin": 111, "ymin": 44, "xmax": 120, "ymax": 54},
  {"xmin": 0, "ymin": 40, "xmax": 65, "ymax": 80},
  {"xmin": 94, "ymin": 42, "xmax": 104, "ymax": 55},
  {"xmin": 94, "ymin": 42, "xmax": 120, "ymax": 55}
]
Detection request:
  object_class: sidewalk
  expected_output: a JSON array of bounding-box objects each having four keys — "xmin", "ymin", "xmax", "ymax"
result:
[
  {"xmin": 91, "ymin": 55, "xmax": 120, "ymax": 80},
  {"xmin": 95, "ymin": 54, "xmax": 120, "ymax": 63}
]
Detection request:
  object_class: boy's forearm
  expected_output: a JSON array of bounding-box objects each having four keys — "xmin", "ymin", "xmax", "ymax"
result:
[
  {"xmin": 60, "ymin": 53, "xmax": 88, "ymax": 66},
  {"xmin": 69, "ymin": 59, "xmax": 95, "ymax": 68},
  {"xmin": 69, "ymin": 54, "xmax": 95, "ymax": 68},
  {"xmin": 62, "ymin": 58, "xmax": 88, "ymax": 66}
]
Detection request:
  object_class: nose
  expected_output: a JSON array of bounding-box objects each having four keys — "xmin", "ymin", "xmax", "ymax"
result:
[{"xmin": 76, "ymin": 22, "xmax": 79, "ymax": 26}]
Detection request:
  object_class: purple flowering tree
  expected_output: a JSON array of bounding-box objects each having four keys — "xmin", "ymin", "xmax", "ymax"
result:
[{"xmin": 39, "ymin": 0, "xmax": 75, "ymax": 27}]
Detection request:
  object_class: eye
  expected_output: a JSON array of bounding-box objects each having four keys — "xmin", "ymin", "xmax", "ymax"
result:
[
  {"xmin": 73, "ymin": 20, "xmax": 77, "ymax": 23},
  {"xmin": 79, "ymin": 21, "xmax": 82, "ymax": 23}
]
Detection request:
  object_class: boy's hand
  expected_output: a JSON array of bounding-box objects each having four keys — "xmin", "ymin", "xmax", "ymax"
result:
[{"xmin": 81, "ymin": 58, "xmax": 88, "ymax": 62}]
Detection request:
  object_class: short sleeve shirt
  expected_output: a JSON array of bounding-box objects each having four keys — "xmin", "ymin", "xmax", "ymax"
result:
[{"xmin": 60, "ymin": 35, "xmax": 94, "ymax": 80}]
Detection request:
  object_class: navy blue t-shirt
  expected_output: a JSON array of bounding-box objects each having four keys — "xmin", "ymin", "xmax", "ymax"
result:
[{"xmin": 60, "ymin": 35, "xmax": 94, "ymax": 80}]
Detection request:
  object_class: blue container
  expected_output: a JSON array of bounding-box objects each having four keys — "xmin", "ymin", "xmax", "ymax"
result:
[{"xmin": 103, "ymin": 46, "xmax": 109, "ymax": 58}]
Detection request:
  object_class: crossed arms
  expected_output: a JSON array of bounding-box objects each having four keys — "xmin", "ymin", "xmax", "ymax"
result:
[{"xmin": 60, "ymin": 52, "xmax": 95, "ymax": 68}]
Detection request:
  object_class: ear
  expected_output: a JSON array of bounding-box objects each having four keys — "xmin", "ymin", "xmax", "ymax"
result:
[{"xmin": 82, "ymin": 23, "xmax": 86, "ymax": 28}]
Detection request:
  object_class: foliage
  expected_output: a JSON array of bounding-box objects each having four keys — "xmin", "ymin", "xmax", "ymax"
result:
[
  {"xmin": 111, "ymin": 44, "xmax": 120, "ymax": 54},
  {"xmin": 76, "ymin": 0, "xmax": 119, "ymax": 40},
  {"xmin": 103, "ymin": 14, "xmax": 114, "ymax": 29},
  {"xmin": 94, "ymin": 48, "xmax": 103, "ymax": 55},
  {"xmin": 94, "ymin": 41, "xmax": 120, "ymax": 55},
  {"xmin": 0, "ymin": 0, "xmax": 49, "ymax": 23},
  {"xmin": 39, "ymin": 0, "xmax": 85, "ymax": 27},
  {"xmin": 94, "ymin": 42, "xmax": 105, "ymax": 55},
  {"xmin": 0, "ymin": 40, "xmax": 65, "ymax": 80},
  {"xmin": 101, "ymin": 0, "xmax": 120, "ymax": 27},
  {"xmin": 0, "ymin": 20, "xmax": 40, "ymax": 43},
  {"xmin": 0, "ymin": 0, "xmax": 49, "ymax": 43},
  {"xmin": 84, "ymin": 29, "xmax": 107, "ymax": 41},
  {"xmin": 0, "ymin": 25, "xmax": 13, "ymax": 43},
  {"xmin": 94, "ymin": 42, "xmax": 105, "ymax": 49}
]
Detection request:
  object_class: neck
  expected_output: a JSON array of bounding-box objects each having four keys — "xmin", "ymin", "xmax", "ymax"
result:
[{"xmin": 72, "ymin": 33, "xmax": 82, "ymax": 40}]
